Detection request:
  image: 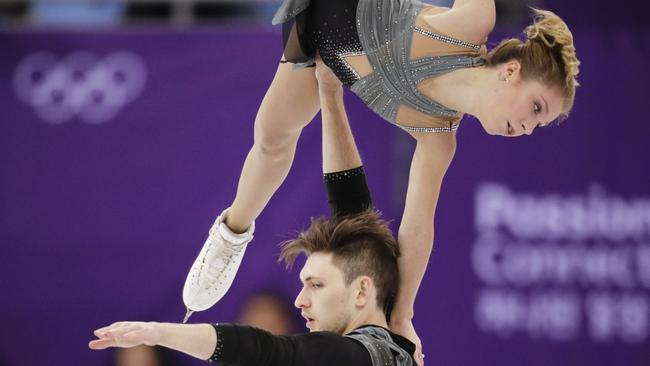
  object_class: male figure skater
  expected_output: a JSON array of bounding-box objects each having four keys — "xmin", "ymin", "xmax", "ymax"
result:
[{"xmin": 89, "ymin": 60, "xmax": 420, "ymax": 366}]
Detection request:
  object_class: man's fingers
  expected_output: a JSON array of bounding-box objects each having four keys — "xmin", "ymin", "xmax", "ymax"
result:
[
  {"xmin": 94, "ymin": 322, "xmax": 126, "ymax": 335},
  {"xmin": 94, "ymin": 324, "xmax": 115, "ymax": 335},
  {"xmin": 94, "ymin": 322, "xmax": 140, "ymax": 337},
  {"xmin": 112, "ymin": 324, "xmax": 141, "ymax": 335},
  {"xmin": 94, "ymin": 327, "xmax": 114, "ymax": 338},
  {"xmin": 88, "ymin": 338, "xmax": 116, "ymax": 350},
  {"xmin": 89, "ymin": 332, "xmax": 137, "ymax": 350},
  {"xmin": 89, "ymin": 321, "xmax": 151, "ymax": 352}
]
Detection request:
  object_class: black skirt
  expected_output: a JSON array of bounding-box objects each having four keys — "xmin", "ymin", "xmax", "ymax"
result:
[{"xmin": 279, "ymin": 0, "xmax": 364, "ymax": 86}]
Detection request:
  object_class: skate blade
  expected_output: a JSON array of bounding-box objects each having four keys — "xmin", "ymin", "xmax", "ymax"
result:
[{"xmin": 183, "ymin": 308, "xmax": 194, "ymax": 324}]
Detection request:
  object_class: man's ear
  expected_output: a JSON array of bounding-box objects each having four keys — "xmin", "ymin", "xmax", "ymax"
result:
[{"xmin": 354, "ymin": 276, "xmax": 374, "ymax": 307}]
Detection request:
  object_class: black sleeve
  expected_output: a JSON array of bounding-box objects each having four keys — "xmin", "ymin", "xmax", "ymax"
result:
[
  {"xmin": 207, "ymin": 324, "xmax": 371, "ymax": 366},
  {"xmin": 323, "ymin": 166, "xmax": 372, "ymax": 217}
]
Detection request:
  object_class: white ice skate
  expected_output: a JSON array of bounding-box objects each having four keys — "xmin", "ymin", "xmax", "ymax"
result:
[{"xmin": 182, "ymin": 208, "xmax": 254, "ymax": 322}]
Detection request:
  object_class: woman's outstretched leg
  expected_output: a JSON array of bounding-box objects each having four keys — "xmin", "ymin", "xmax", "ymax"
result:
[
  {"xmin": 226, "ymin": 62, "xmax": 320, "ymax": 232},
  {"xmin": 183, "ymin": 61, "xmax": 320, "ymax": 319}
]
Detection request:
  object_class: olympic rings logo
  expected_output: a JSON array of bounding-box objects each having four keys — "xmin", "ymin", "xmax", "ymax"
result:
[{"xmin": 13, "ymin": 51, "xmax": 147, "ymax": 124}]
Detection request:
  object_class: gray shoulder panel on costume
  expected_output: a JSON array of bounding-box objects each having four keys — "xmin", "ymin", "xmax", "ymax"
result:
[{"xmin": 345, "ymin": 327, "xmax": 414, "ymax": 366}]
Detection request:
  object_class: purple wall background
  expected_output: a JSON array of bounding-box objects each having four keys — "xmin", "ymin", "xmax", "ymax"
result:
[{"xmin": 1, "ymin": 22, "xmax": 649, "ymax": 366}]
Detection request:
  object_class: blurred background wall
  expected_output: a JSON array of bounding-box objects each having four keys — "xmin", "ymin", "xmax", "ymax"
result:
[{"xmin": 1, "ymin": 0, "xmax": 649, "ymax": 365}]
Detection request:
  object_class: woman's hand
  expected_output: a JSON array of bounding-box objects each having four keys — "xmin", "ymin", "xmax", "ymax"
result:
[
  {"xmin": 390, "ymin": 319, "xmax": 424, "ymax": 366},
  {"xmin": 89, "ymin": 321, "xmax": 161, "ymax": 350}
]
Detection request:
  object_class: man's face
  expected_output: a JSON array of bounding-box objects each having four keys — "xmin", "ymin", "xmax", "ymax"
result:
[{"xmin": 294, "ymin": 252, "xmax": 356, "ymax": 334}]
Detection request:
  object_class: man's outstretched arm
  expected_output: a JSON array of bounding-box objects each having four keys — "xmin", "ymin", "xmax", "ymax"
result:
[
  {"xmin": 315, "ymin": 58, "xmax": 372, "ymax": 216},
  {"xmin": 89, "ymin": 322, "xmax": 215, "ymax": 359},
  {"xmin": 317, "ymin": 58, "xmax": 362, "ymax": 174},
  {"xmin": 90, "ymin": 321, "xmax": 371, "ymax": 366}
]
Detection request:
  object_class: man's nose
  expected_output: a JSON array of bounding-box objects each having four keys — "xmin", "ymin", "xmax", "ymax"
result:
[{"xmin": 294, "ymin": 288, "xmax": 309, "ymax": 309}]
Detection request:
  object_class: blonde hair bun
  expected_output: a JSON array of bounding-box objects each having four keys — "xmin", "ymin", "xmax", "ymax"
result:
[{"xmin": 525, "ymin": 8, "xmax": 581, "ymax": 88}]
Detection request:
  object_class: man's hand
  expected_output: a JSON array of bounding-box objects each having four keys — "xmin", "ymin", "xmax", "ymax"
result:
[
  {"xmin": 90, "ymin": 321, "xmax": 215, "ymax": 359},
  {"xmin": 89, "ymin": 321, "xmax": 161, "ymax": 350},
  {"xmin": 390, "ymin": 319, "xmax": 424, "ymax": 366},
  {"xmin": 314, "ymin": 56, "xmax": 343, "ymax": 95}
]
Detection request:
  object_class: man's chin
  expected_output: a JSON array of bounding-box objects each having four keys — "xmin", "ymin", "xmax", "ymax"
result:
[{"xmin": 308, "ymin": 323, "xmax": 327, "ymax": 332}]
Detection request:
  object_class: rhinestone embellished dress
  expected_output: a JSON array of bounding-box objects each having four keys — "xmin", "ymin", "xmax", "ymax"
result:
[
  {"xmin": 273, "ymin": 0, "xmax": 487, "ymax": 133},
  {"xmin": 274, "ymin": 0, "xmax": 364, "ymax": 86}
]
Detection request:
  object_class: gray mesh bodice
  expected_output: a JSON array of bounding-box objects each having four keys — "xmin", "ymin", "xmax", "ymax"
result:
[
  {"xmin": 274, "ymin": 0, "xmax": 486, "ymax": 133},
  {"xmin": 352, "ymin": 0, "xmax": 485, "ymax": 133},
  {"xmin": 345, "ymin": 326, "xmax": 414, "ymax": 366}
]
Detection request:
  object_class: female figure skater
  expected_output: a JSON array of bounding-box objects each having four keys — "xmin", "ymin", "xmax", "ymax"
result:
[{"xmin": 181, "ymin": 0, "xmax": 580, "ymax": 348}]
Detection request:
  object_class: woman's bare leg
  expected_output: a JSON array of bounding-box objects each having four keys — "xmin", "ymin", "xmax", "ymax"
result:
[
  {"xmin": 182, "ymin": 61, "xmax": 320, "ymax": 318},
  {"xmin": 225, "ymin": 61, "xmax": 320, "ymax": 233}
]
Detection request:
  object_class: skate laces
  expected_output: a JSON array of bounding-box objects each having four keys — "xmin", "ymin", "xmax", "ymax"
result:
[{"xmin": 199, "ymin": 236, "xmax": 243, "ymax": 289}]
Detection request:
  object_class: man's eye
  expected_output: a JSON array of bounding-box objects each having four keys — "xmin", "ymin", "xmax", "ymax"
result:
[
  {"xmin": 312, "ymin": 283, "xmax": 323, "ymax": 289},
  {"xmin": 534, "ymin": 103, "xmax": 541, "ymax": 114}
]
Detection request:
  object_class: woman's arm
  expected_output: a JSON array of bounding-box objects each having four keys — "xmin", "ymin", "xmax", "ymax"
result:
[
  {"xmin": 425, "ymin": 0, "xmax": 495, "ymax": 45},
  {"xmin": 390, "ymin": 132, "xmax": 456, "ymax": 326}
]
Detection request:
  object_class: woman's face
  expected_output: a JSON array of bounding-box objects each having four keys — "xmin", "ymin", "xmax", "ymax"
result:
[{"xmin": 477, "ymin": 61, "xmax": 565, "ymax": 137}]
